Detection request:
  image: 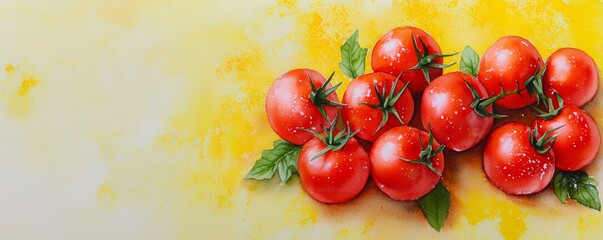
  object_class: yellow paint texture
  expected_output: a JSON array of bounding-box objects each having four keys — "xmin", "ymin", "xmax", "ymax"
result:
[{"xmin": 1, "ymin": 0, "xmax": 602, "ymax": 239}]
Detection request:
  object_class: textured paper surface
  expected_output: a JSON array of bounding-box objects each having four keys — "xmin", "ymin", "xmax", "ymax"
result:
[{"xmin": 1, "ymin": 1, "xmax": 602, "ymax": 239}]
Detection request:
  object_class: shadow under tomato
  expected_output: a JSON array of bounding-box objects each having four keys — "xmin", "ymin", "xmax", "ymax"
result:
[{"xmin": 309, "ymin": 178, "xmax": 426, "ymax": 225}]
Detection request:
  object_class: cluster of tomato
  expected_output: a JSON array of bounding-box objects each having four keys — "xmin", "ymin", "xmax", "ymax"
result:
[{"xmin": 247, "ymin": 26, "xmax": 600, "ymax": 230}]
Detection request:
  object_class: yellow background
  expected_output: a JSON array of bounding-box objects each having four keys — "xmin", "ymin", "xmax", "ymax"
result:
[{"xmin": 1, "ymin": 0, "xmax": 602, "ymax": 239}]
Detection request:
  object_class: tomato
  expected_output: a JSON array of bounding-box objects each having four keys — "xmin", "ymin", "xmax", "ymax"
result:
[
  {"xmin": 483, "ymin": 122, "xmax": 555, "ymax": 195},
  {"xmin": 421, "ymin": 72, "xmax": 493, "ymax": 151},
  {"xmin": 265, "ymin": 69, "xmax": 340, "ymax": 145},
  {"xmin": 532, "ymin": 105, "xmax": 600, "ymax": 171},
  {"xmin": 370, "ymin": 126, "xmax": 445, "ymax": 201},
  {"xmin": 543, "ymin": 48, "xmax": 599, "ymax": 107},
  {"xmin": 298, "ymin": 130, "xmax": 370, "ymax": 203},
  {"xmin": 341, "ymin": 72, "xmax": 414, "ymax": 142},
  {"xmin": 371, "ymin": 26, "xmax": 455, "ymax": 95},
  {"xmin": 478, "ymin": 36, "xmax": 544, "ymax": 109}
]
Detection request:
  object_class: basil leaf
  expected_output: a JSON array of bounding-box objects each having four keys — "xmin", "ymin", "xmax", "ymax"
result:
[
  {"xmin": 417, "ymin": 182, "xmax": 450, "ymax": 232},
  {"xmin": 245, "ymin": 140, "xmax": 302, "ymax": 184},
  {"xmin": 554, "ymin": 171, "xmax": 601, "ymax": 211},
  {"xmin": 339, "ymin": 29, "xmax": 368, "ymax": 79},
  {"xmin": 554, "ymin": 172, "xmax": 569, "ymax": 203},
  {"xmin": 460, "ymin": 46, "xmax": 480, "ymax": 77}
]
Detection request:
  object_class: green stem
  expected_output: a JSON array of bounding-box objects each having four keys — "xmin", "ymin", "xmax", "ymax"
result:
[
  {"xmin": 299, "ymin": 113, "xmax": 358, "ymax": 161},
  {"xmin": 408, "ymin": 34, "xmax": 459, "ymax": 84},
  {"xmin": 400, "ymin": 129, "xmax": 444, "ymax": 177},
  {"xmin": 359, "ymin": 72, "xmax": 410, "ymax": 136},
  {"xmin": 309, "ymin": 71, "xmax": 346, "ymax": 122},
  {"xmin": 533, "ymin": 93, "xmax": 564, "ymax": 120},
  {"xmin": 531, "ymin": 125, "xmax": 564, "ymax": 155},
  {"xmin": 465, "ymin": 80, "xmax": 523, "ymax": 119}
]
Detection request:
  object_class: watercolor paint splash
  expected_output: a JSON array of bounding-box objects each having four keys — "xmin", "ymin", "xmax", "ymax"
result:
[{"xmin": 0, "ymin": 1, "xmax": 602, "ymax": 239}]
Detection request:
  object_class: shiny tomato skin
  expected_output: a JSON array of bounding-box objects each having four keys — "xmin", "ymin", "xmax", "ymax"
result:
[
  {"xmin": 483, "ymin": 122, "xmax": 555, "ymax": 195},
  {"xmin": 532, "ymin": 105, "xmax": 600, "ymax": 171},
  {"xmin": 371, "ymin": 26, "xmax": 443, "ymax": 94},
  {"xmin": 265, "ymin": 69, "xmax": 339, "ymax": 145},
  {"xmin": 341, "ymin": 72, "xmax": 414, "ymax": 142},
  {"xmin": 298, "ymin": 137, "xmax": 370, "ymax": 203},
  {"xmin": 421, "ymin": 71, "xmax": 493, "ymax": 151},
  {"xmin": 478, "ymin": 36, "xmax": 543, "ymax": 109},
  {"xmin": 370, "ymin": 126, "xmax": 445, "ymax": 201},
  {"xmin": 543, "ymin": 48, "xmax": 599, "ymax": 107}
]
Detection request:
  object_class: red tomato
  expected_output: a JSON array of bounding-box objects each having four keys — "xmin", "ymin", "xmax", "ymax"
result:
[
  {"xmin": 265, "ymin": 69, "xmax": 339, "ymax": 145},
  {"xmin": 341, "ymin": 72, "xmax": 414, "ymax": 142},
  {"xmin": 298, "ymin": 135, "xmax": 370, "ymax": 203},
  {"xmin": 371, "ymin": 26, "xmax": 450, "ymax": 95},
  {"xmin": 421, "ymin": 72, "xmax": 493, "ymax": 151},
  {"xmin": 543, "ymin": 48, "xmax": 599, "ymax": 107},
  {"xmin": 370, "ymin": 126, "xmax": 445, "ymax": 201},
  {"xmin": 478, "ymin": 36, "xmax": 543, "ymax": 109},
  {"xmin": 532, "ymin": 105, "xmax": 600, "ymax": 171},
  {"xmin": 483, "ymin": 122, "xmax": 555, "ymax": 195}
]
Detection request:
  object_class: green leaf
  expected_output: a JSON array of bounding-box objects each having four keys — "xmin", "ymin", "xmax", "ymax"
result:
[
  {"xmin": 339, "ymin": 29, "xmax": 368, "ymax": 79},
  {"xmin": 554, "ymin": 173, "xmax": 569, "ymax": 203},
  {"xmin": 417, "ymin": 182, "xmax": 450, "ymax": 232},
  {"xmin": 554, "ymin": 171, "xmax": 601, "ymax": 211},
  {"xmin": 245, "ymin": 140, "xmax": 302, "ymax": 184},
  {"xmin": 459, "ymin": 46, "xmax": 480, "ymax": 77}
]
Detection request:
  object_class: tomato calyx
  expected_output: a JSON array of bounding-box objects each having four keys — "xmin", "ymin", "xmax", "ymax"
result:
[
  {"xmin": 301, "ymin": 117, "xmax": 359, "ymax": 161},
  {"xmin": 524, "ymin": 62, "xmax": 547, "ymax": 104},
  {"xmin": 532, "ymin": 94, "xmax": 564, "ymax": 120},
  {"xmin": 359, "ymin": 74, "xmax": 411, "ymax": 135},
  {"xmin": 465, "ymin": 80, "xmax": 522, "ymax": 119},
  {"xmin": 530, "ymin": 124, "xmax": 563, "ymax": 155},
  {"xmin": 400, "ymin": 129, "xmax": 444, "ymax": 177},
  {"xmin": 309, "ymin": 71, "xmax": 346, "ymax": 121},
  {"xmin": 409, "ymin": 34, "xmax": 459, "ymax": 84}
]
